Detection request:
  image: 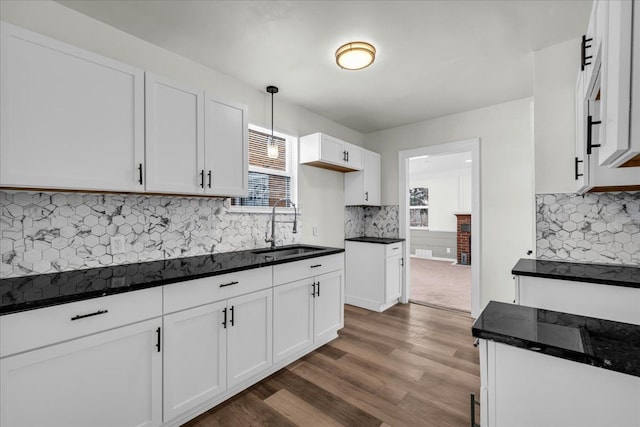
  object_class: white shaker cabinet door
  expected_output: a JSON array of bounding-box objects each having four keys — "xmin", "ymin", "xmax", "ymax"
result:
[
  {"xmin": 314, "ymin": 269, "xmax": 344, "ymax": 343},
  {"xmin": 385, "ymin": 254, "xmax": 402, "ymax": 303},
  {"xmin": 226, "ymin": 288, "xmax": 273, "ymax": 389},
  {"xmin": 0, "ymin": 318, "xmax": 162, "ymax": 427},
  {"xmin": 145, "ymin": 72, "xmax": 204, "ymax": 194},
  {"xmin": 273, "ymin": 279, "xmax": 314, "ymax": 363},
  {"xmin": 0, "ymin": 22, "xmax": 144, "ymax": 192},
  {"xmin": 204, "ymin": 95, "xmax": 248, "ymax": 197},
  {"xmin": 163, "ymin": 302, "xmax": 227, "ymax": 422}
]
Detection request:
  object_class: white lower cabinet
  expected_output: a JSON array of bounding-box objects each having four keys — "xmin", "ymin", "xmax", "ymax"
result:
[
  {"xmin": 226, "ymin": 289, "xmax": 273, "ymax": 388},
  {"xmin": 345, "ymin": 240, "xmax": 404, "ymax": 312},
  {"xmin": 163, "ymin": 302, "xmax": 227, "ymax": 421},
  {"xmin": 0, "ymin": 318, "xmax": 162, "ymax": 427},
  {"xmin": 273, "ymin": 270, "xmax": 344, "ymax": 363},
  {"xmin": 479, "ymin": 340, "xmax": 640, "ymax": 427}
]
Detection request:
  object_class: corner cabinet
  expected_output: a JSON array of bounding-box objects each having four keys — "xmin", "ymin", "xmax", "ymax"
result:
[
  {"xmin": 345, "ymin": 149, "xmax": 381, "ymax": 206},
  {"xmin": 299, "ymin": 132, "xmax": 363, "ymax": 172},
  {"xmin": 0, "ymin": 22, "xmax": 145, "ymax": 193}
]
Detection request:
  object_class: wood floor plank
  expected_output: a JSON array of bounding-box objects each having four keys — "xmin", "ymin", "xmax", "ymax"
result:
[
  {"xmin": 180, "ymin": 303, "xmax": 479, "ymax": 427},
  {"xmin": 263, "ymin": 389, "xmax": 345, "ymax": 427}
]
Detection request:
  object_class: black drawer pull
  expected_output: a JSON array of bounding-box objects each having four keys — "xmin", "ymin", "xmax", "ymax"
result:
[
  {"xmin": 70, "ymin": 309, "xmax": 108, "ymax": 321},
  {"xmin": 156, "ymin": 327, "xmax": 161, "ymax": 352},
  {"xmin": 310, "ymin": 264, "xmax": 322, "ymax": 268},
  {"xmin": 200, "ymin": 170, "xmax": 205, "ymax": 188},
  {"xmin": 230, "ymin": 305, "xmax": 235, "ymax": 327},
  {"xmin": 316, "ymin": 281, "xmax": 320, "ymax": 297},
  {"xmin": 220, "ymin": 281, "xmax": 239, "ymax": 288},
  {"xmin": 208, "ymin": 170, "xmax": 212, "ymax": 188},
  {"xmin": 392, "ymin": 247, "xmax": 400, "ymax": 250},
  {"xmin": 312, "ymin": 282, "xmax": 316, "ymax": 298},
  {"xmin": 137, "ymin": 163, "xmax": 143, "ymax": 185},
  {"xmin": 222, "ymin": 307, "xmax": 227, "ymax": 328}
]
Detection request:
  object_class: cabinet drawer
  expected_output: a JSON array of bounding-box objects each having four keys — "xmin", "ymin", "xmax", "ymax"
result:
[
  {"xmin": 274, "ymin": 254, "xmax": 344, "ymax": 285},
  {"xmin": 385, "ymin": 243, "xmax": 403, "ymax": 257},
  {"xmin": 0, "ymin": 287, "xmax": 162, "ymax": 358},
  {"xmin": 164, "ymin": 267, "xmax": 272, "ymax": 314}
]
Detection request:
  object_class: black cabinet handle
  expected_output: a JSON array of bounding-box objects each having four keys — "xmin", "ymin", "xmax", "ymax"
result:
[
  {"xmin": 575, "ymin": 157, "xmax": 584, "ymax": 180},
  {"xmin": 470, "ymin": 393, "xmax": 480, "ymax": 427},
  {"xmin": 581, "ymin": 34, "xmax": 593, "ymax": 71},
  {"xmin": 346, "ymin": 151, "xmax": 349, "ymax": 162},
  {"xmin": 138, "ymin": 163, "xmax": 143, "ymax": 185},
  {"xmin": 156, "ymin": 327, "xmax": 161, "ymax": 352},
  {"xmin": 401, "ymin": 257, "xmax": 404, "ymax": 267},
  {"xmin": 219, "ymin": 281, "xmax": 239, "ymax": 288},
  {"xmin": 200, "ymin": 170, "xmax": 205, "ymax": 188},
  {"xmin": 230, "ymin": 305, "xmax": 235, "ymax": 327},
  {"xmin": 365, "ymin": 191, "xmax": 369, "ymax": 201},
  {"xmin": 343, "ymin": 150, "xmax": 347, "ymax": 162},
  {"xmin": 208, "ymin": 170, "xmax": 212, "ymax": 188},
  {"xmin": 316, "ymin": 281, "xmax": 320, "ymax": 297},
  {"xmin": 222, "ymin": 307, "xmax": 227, "ymax": 328},
  {"xmin": 70, "ymin": 309, "xmax": 108, "ymax": 321},
  {"xmin": 586, "ymin": 115, "xmax": 602, "ymax": 155},
  {"xmin": 310, "ymin": 264, "xmax": 322, "ymax": 268},
  {"xmin": 312, "ymin": 282, "xmax": 316, "ymax": 298}
]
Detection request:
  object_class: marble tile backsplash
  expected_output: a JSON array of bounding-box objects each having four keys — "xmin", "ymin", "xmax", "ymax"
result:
[
  {"xmin": 536, "ymin": 192, "xmax": 640, "ymax": 265},
  {"xmin": 0, "ymin": 191, "xmax": 300, "ymax": 278},
  {"xmin": 345, "ymin": 205, "xmax": 400, "ymax": 239}
]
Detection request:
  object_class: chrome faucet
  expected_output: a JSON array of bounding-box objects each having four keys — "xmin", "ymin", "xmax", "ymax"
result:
[{"xmin": 265, "ymin": 198, "xmax": 297, "ymax": 249}]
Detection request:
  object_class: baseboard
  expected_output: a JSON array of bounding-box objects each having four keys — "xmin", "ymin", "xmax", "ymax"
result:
[
  {"xmin": 345, "ymin": 295, "xmax": 384, "ymax": 312},
  {"xmin": 410, "ymin": 255, "xmax": 457, "ymax": 263}
]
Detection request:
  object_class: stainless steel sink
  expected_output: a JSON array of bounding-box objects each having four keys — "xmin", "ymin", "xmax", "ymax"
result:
[{"xmin": 252, "ymin": 246, "xmax": 322, "ymax": 259}]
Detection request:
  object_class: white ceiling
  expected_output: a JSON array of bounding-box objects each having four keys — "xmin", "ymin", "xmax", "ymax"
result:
[
  {"xmin": 56, "ymin": 0, "xmax": 592, "ymax": 134},
  {"xmin": 410, "ymin": 152, "xmax": 471, "ymax": 181}
]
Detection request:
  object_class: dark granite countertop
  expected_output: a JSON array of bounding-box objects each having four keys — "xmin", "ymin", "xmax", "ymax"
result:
[
  {"xmin": 512, "ymin": 258, "xmax": 640, "ymax": 289},
  {"xmin": 345, "ymin": 237, "xmax": 405, "ymax": 244},
  {"xmin": 0, "ymin": 245, "xmax": 344, "ymax": 316},
  {"xmin": 472, "ymin": 301, "xmax": 640, "ymax": 378}
]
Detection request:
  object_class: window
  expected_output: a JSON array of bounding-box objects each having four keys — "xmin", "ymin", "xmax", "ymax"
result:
[
  {"xmin": 409, "ymin": 187, "xmax": 428, "ymax": 228},
  {"xmin": 231, "ymin": 125, "xmax": 297, "ymax": 211}
]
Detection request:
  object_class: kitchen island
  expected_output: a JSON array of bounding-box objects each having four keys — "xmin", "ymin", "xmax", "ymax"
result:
[{"xmin": 472, "ymin": 301, "xmax": 640, "ymax": 427}]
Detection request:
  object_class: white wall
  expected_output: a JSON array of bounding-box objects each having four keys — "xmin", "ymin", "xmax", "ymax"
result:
[
  {"xmin": 534, "ymin": 38, "xmax": 580, "ymax": 194},
  {"xmin": 365, "ymin": 97, "xmax": 535, "ymax": 309},
  {"xmin": 410, "ymin": 174, "xmax": 471, "ymax": 231},
  {"xmin": 0, "ymin": 0, "xmax": 362, "ymax": 248}
]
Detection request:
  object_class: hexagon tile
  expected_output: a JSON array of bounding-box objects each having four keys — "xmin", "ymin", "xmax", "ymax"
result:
[
  {"xmin": 536, "ymin": 192, "xmax": 640, "ymax": 265},
  {"xmin": 0, "ymin": 191, "xmax": 300, "ymax": 278},
  {"xmin": 344, "ymin": 206, "xmax": 399, "ymax": 239}
]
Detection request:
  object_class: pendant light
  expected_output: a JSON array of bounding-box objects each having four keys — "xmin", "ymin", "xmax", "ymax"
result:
[{"xmin": 266, "ymin": 85, "xmax": 279, "ymax": 159}]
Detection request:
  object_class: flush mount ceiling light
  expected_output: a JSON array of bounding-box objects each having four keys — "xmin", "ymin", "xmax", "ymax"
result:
[
  {"xmin": 266, "ymin": 85, "xmax": 279, "ymax": 159},
  {"xmin": 335, "ymin": 41, "xmax": 376, "ymax": 70}
]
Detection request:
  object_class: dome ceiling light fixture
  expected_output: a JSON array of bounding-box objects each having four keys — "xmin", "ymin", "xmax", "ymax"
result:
[{"xmin": 335, "ymin": 41, "xmax": 376, "ymax": 70}]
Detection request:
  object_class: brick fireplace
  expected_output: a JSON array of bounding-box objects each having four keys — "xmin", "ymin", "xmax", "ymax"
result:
[{"xmin": 455, "ymin": 213, "xmax": 471, "ymax": 265}]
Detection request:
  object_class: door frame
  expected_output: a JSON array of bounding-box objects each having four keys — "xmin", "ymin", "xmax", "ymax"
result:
[{"xmin": 398, "ymin": 138, "xmax": 481, "ymax": 318}]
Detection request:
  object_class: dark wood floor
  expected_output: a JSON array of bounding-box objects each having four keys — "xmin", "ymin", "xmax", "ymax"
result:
[{"xmin": 183, "ymin": 303, "xmax": 480, "ymax": 427}]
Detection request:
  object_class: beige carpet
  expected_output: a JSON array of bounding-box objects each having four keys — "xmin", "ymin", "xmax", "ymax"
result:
[{"xmin": 410, "ymin": 258, "xmax": 471, "ymax": 312}]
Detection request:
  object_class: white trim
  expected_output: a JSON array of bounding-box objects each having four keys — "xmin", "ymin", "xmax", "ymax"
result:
[{"xmin": 399, "ymin": 138, "xmax": 481, "ymax": 318}]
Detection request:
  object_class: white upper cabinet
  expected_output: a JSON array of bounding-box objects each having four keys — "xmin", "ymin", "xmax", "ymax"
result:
[
  {"xmin": 0, "ymin": 22, "xmax": 144, "ymax": 192},
  {"xmin": 204, "ymin": 95, "xmax": 248, "ymax": 197},
  {"xmin": 345, "ymin": 149, "xmax": 381, "ymax": 206},
  {"xmin": 599, "ymin": 0, "xmax": 634, "ymax": 166},
  {"xmin": 145, "ymin": 73, "xmax": 204, "ymax": 194},
  {"xmin": 299, "ymin": 132, "xmax": 364, "ymax": 172}
]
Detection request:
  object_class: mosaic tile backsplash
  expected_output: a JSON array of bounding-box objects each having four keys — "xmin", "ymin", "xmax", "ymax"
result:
[
  {"xmin": 345, "ymin": 205, "xmax": 399, "ymax": 239},
  {"xmin": 536, "ymin": 192, "xmax": 640, "ymax": 265},
  {"xmin": 0, "ymin": 191, "xmax": 300, "ymax": 278}
]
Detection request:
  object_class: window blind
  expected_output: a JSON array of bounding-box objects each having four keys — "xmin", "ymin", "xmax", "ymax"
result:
[{"xmin": 232, "ymin": 129, "xmax": 292, "ymax": 208}]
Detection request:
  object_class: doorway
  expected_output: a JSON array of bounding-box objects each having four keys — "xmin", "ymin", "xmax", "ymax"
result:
[{"xmin": 398, "ymin": 139, "xmax": 481, "ymax": 318}]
